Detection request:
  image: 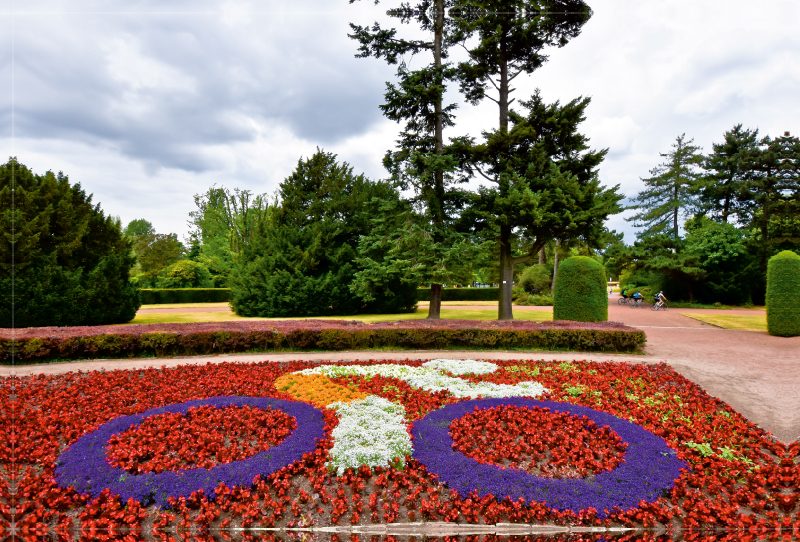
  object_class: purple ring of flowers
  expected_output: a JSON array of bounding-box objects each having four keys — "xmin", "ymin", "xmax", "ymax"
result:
[
  {"xmin": 54, "ymin": 396, "xmax": 326, "ymax": 507},
  {"xmin": 412, "ymin": 398, "xmax": 687, "ymax": 517}
]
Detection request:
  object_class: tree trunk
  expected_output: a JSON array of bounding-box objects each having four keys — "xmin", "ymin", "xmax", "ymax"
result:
[
  {"xmin": 673, "ymin": 183, "xmax": 679, "ymax": 238},
  {"xmin": 498, "ymin": 226, "xmax": 514, "ymax": 320},
  {"xmin": 538, "ymin": 246, "xmax": 545, "ymax": 265},
  {"xmin": 426, "ymin": 0, "xmax": 446, "ymax": 320},
  {"xmin": 428, "ymin": 283, "xmax": 443, "ymax": 319},
  {"xmin": 551, "ymin": 239, "xmax": 561, "ymax": 292},
  {"xmin": 495, "ymin": 36, "xmax": 513, "ymax": 321},
  {"xmin": 432, "ymin": 0, "xmax": 445, "ymax": 226}
]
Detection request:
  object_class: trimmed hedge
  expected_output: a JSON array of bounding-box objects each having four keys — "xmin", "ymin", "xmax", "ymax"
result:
[
  {"xmin": 1, "ymin": 320, "xmax": 645, "ymax": 363},
  {"xmin": 553, "ymin": 257, "xmax": 608, "ymax": 322},
  {"xmin": 140, "ymin": 287, "xmax": 497, "ymax": 305},
  {"xmin": 417, "ymin": 288, "xmax": 500, "ymax": 301},
  {"xmin": 140, "ymin": 289, "xmax": 231, "ymax": 304},
  {"xmin": 766, "ymin": 250, "xmax": 800, "ymax": 337}
]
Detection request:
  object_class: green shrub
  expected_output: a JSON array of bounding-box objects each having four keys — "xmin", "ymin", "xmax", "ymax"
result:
[
  {"xmin": 516, "ymin": 264, "xmax": 552, "ymax": 294},
  {"xmin": 553, "ymin": 256, "xmax": 608, "ymax": 322},
  {"xmin": 766, "ymin": 250, "xmax": 800, "ymax": 337},
  {"xmin": 512, "ymin": 289, "xmax": 553, "ymax": 306},
  {"xmin": 156, "ymin": 260, "xmax": 214, "ymax": 289},
  {"xmin": 416, "ymin": 288, "xmax": 499, "ymax": 301},
  {"xmin": 139, "ymin": 288, "xmax": 231, "ymax": 304},
  {"xmin": 230, "ymin": 150, "xmax": 417, "ymax": 317},
  {"xmin": 0, "ymin": 159, "xmax": 140, "ymax": 327}
]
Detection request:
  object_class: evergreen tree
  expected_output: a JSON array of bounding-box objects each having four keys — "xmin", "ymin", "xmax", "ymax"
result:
[
  {"xmin": 736, "ymin": 132, "xmax": 800, "ymax": 289},
  {"xmin": 456, "ymin": 92, "xmax": 620, "ymax": 319},
  {"xmin": 697, "ymin": 124, "xmax": 760, "ymax": 223},
  {"xmin": 229, "ymin": 150, "xmax": 417, "ymax": 317},
  {"xmin": 448, "ymin": 0, "xmax": 594, "ymax": 320},
  {"xmin": 0, "ymin": 158, "xmax": 140, "ymax": 327},
  {"xmin": 349, "ymin": 0, "xmax": 469, "ymax": 318},
  {"xmin": 626, "ymin": 134, "xmax": 703, "ymax": 239}
]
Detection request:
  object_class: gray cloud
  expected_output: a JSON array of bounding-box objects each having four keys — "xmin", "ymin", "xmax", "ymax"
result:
[
  {"xmin": 12, "ymin": 1, "xmax": 396, "ymax": 174},
  {"xmin": 5, "ymin": 0, "xmax": 800, "ymax": 243}
]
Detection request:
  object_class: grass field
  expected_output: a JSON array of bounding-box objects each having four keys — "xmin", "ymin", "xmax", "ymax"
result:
[
  {"xmin": 140, "ymin": 302, "xmax": 231, "ymax": 310},
  {"xmin": 682, "ymin": 313, "xmax": 767, "ymax": 332},
  {"xmin": 127, "ymin": 307, "xmax": 554, "ymax": 325}
]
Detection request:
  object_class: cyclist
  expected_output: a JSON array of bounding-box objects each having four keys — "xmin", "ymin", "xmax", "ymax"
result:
[
  {"xmin": 654, "ymin": 290, "xmax": 668, "ymax": 309},
  {"xmin": 620, "ymin": 288, "xmax": 629, "ymax": 299},
  {"xmin": 631, "ymin": 291, "xmax": 643, "ymax": 306}
]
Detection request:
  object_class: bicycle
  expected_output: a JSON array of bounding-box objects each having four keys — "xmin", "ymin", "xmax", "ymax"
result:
[
  {"xmin": 618, "ymin": 296, "xmax": 631, "ymax": 305},
  {"xmin": 651, "ymin": 300, "xmax": 668, "ymax": 311},
  {"xmin": 630, "ymin": 297, "xmax": 644, "ymax": 308}
]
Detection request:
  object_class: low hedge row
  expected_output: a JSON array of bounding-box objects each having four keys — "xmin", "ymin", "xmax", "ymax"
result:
[
  {"xmin": 1, "ymin": 319, "xmax": 645, "ymax": 363},
  {"xmin": 139, "ymin": 287, "xmax": 500, "ymax": 304},
  {"xmin": 139, "ymin": 289, "xmax": 231, "ymax": 304},
  {"xmin": 417, "ymin": 288, "xmax": 500, "ymax": 301}
]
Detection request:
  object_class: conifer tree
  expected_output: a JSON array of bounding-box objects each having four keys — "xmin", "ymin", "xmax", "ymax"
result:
[
  {"xmin": 697, "ymin": 124, "xmax": 760, "ymax": 223},
  {"xmin": 626, "ymin": 134, "xmax": 703, "ymax": 239},
  {"xmin": 349, "ymin": 0, "xmax": 472, "ymax": 318},
  {"xmin": 447, "ymin": 0, "xmax": 596, "ymax": 320},
  {"xmin": 229, "ymin": 150, "xmax": 417, "ymax": 317},
  {"xmin": 736, "ymin": 132, "xmax": 800, "ymax": 280},
  {"xmin": 1, "ymin": 158, "xmax": 140, "ymax": 327}
]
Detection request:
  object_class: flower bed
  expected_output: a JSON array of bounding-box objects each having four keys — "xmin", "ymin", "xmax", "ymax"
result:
[
  {"xmin": 3, "ymin": 358, "xmax": 799, "ymax": 539},
  {"xmin": 0, "ymin": 319, "xmax": 646, "ymax": 363}
]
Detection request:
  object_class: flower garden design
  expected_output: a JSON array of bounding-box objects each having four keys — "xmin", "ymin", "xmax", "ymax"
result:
[{"xmin": 3, "ymin": 358, "xmax": 800, "ymax": 540}]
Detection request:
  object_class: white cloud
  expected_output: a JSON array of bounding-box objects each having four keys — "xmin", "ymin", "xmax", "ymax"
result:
[{"xmin": 6, "ymin": 0, "xmax": 799, "ymax": 246}]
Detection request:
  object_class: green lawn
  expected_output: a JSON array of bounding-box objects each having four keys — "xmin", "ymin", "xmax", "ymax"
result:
[
  {"xmin": 126, "ymin": 307, "xmax": 553, "ymax": 325},
  {"xmin": 682, "ymin": 313, "xmax": 767, "ymax": 332},
  {"xmin": 140, "ymin": 302, "xmax": 231, "ymax": 310}
]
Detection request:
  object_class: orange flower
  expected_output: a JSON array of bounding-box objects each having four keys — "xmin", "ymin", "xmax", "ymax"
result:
[{"xmin": 274, "ymin": 373, "xmax": 368, "ymax": 408}]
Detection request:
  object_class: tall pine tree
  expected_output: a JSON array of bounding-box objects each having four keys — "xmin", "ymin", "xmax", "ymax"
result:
[
  {"xmin": 349, "ymin": 0, "xmax": 471, "ymax": 318},
  {"xmin": 626, "ymin": 134, "xmax": 703, "ymax": 239},
  {"xmin": 736, "ymin": 132, "xmax": 800, "ymax": 286},
  {"xmin": 448, "ymin": 0, "xmax": 596, "ymax": 319},
  {"xmin": 697, "ymin": 124, "xmax": 760, "ymax": 223}
]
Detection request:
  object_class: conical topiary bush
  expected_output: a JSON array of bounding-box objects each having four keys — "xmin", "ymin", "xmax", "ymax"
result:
[
  {"xmin": 553, "ymin": 256, "xmax": 608, "ymax": 322},
  {"xmin": 766, "ymin": 250, "xmax": 800, "ymax": 337}
]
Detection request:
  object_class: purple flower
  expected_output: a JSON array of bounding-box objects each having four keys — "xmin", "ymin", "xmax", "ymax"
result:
[
  {"xmin": 54, "ymin": 396, "xmax": 326, "ymax": 508},
  {"xmin": 412, "ymin": 398, "xmax": 688, "ymax": 517}
]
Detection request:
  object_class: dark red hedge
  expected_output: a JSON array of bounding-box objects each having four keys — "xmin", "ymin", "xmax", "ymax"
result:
[{"xmin": 0, "ymin": 319, "xmax": 646, "ymax": 363}]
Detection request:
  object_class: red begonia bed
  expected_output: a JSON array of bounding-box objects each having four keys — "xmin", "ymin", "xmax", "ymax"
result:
[{"xmin": 2, "ymin": 358, "xmax": 798, "ymax": 541}]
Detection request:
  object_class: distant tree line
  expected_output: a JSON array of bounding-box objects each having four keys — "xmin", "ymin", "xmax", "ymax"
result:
[{"xmin": 606, "ymin": 127, "xmax": 800, "ymax": 305}]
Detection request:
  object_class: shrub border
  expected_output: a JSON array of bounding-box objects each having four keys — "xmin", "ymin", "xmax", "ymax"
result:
[{"xmin": 2, "ymin": 321, "xmax": 645, "ymax": 363}]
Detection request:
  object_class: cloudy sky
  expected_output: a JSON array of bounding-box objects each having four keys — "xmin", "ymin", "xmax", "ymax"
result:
[{"xmin": 3, "ymin": 0, "xmax": 798, "ymax": 243}]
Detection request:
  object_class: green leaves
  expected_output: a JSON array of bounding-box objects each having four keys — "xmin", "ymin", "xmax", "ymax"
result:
[
  {"xmin": 0, "ymin": 158, "xmax": 140, "ymax": 327},
  {"xmin": 230, "ymin": 150, "xmax": 418, "ymax": 318}
]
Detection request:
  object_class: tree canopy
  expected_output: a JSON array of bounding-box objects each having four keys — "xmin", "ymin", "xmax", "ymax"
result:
[
  {"xmin": 229, "ymin": 150, "xmax": 418, "ymax": 317},
  {"xmin": 1, "ymin": 158, "xmax": 140, "ymax": 327}
]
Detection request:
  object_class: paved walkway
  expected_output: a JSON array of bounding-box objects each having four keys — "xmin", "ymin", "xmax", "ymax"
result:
[{"xmin": 5, "ymin": 294, "xmax": 799, "ymax": 443}]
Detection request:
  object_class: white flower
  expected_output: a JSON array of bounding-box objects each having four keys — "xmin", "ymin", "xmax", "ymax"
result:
[
  {"xmin": 326, "ymin": 395, "xmax": 412, "ymax": 475},
  {"xmin": 301, "ymin": 363, "xmax": 547, "ymax": 399},
  {"xmin": 422, "ymin": 359, "xmax": 498, "ymax": 375}
]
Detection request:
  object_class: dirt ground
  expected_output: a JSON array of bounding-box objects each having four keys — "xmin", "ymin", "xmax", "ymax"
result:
[{"xmin": 5, "ymin": 293, "xmax": 799, "ymax": 443}]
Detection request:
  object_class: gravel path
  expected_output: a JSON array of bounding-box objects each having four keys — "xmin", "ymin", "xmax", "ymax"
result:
[{"xmin": 5, "ymin": 294, "xmax": 798, "ymax": 443}]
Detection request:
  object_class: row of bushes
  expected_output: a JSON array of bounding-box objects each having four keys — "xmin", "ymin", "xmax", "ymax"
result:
[
  {"xmin": 2, "ymin": 320, "xmax": 645, "ymax": 363},
  {"xmin": 139, "ymin": 288, "xmax": 502, "ymax": 305},
  {"xmin": 139, "ymin": 288, "xmax": 232, "ymax": 305}
]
